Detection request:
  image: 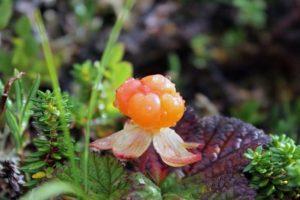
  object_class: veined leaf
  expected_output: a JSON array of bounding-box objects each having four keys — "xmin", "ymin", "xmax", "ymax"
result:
[
  {"xmin": 59, "ymin": 154, "xmax": 128, "ymax": 200},
  {"xmin": 175, "ymin": 107, "xmax": 270, "ymax": 178},
  {"xmin": 134, "ymin": 107, "xmax": 269, "ymax": 199},
  {"xmin": 88, "ymin": 154, "xmax": 128, "ymax": 199}
]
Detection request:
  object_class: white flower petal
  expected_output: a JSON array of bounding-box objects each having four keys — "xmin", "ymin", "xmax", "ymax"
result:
[
  {"xmin": 112, "ymin": 123, "xmax": 152, "ymax": 159},
  {"xmin": 89, "ymin": 131, "xmax": 122, "ymax": 150},
  {"xmin": 153, "ymin": 128, "xmax": 201, "ymax": 167}
]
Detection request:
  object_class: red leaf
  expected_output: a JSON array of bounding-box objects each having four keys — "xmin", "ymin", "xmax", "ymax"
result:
[
  {"xmin": 134, "ymin": 106, "xmax": 270, "ymax": 194},
  {"xmin": 133, "ymin": 145, "xmax": 169, "ymax": 184},
  {"xmin": 175, "ymin": 107, "xmax": 270, "ymax": 178},
  {"xmin": 200, "ymin": 173, "xmax": 257, "ymax": 200}
]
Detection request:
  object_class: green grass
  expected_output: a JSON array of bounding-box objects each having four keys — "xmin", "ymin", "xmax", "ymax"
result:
[
  {"xmin": 33, "ymin": 11, "xmax": 79, "ymax": 183},
  {"xmin": 83, "ymin": 0, "xmax": 135, "ymax": 191},
  {"xmin": 31, "ymin": 0, "xmax": 135, "ymax": 193}
]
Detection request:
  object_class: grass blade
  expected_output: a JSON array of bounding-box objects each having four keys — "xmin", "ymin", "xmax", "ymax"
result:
[
  {"xmin": 33, "ymin": 12, "xmax": 78, "ymax": 183},
  {"xmin": 20, "ymin": 75, "xmax": 40, "ymax": 131},
  {"xmin": 20, "ymin": 180, "xmax": 87, "ymax": 200},
  {"xmin": 83, "ymin": 0, "xmax": 135, "ymax": 191},
  {"xmin": 5, "ymin": 108, "xmax": 22, "ymax": 150},
  {"xmin": 14, "ymin": 69, "xmax": 23, "ymax": 114},
  {"xmin": 0, "ymin": 71, "xmax": 25, "ymax": 116}
]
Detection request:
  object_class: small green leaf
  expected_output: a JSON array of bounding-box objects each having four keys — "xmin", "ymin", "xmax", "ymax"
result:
[
  {"xmin": 259, "ymin": 179, "xmax": 269, "ymax": 187},
  {"xmin": 21, "ymin": 161, "xmax": 47, "ymax": 172},
  {"xmin": 160, "ymin": 173, "xmax": 203, "ymax": 200},
  {"xmin": 37, "ymin": 145, "xmax": 51, "ymax": 153},
  {"xmin": 5, "ymin": 108, "xmax": 22, "ymax": 149},
  {"xmin": 20, "ymin": 180, "xmax": 87, "ymax": 200},
  {"xmin": 52, "ymin": 153, "xmax": 62, "ymax": 160},
  {"xmin": 23, "ymin": 179, "xmax": 39, "ymax": 187},
  {"xmin": 111, "ymin": 61, "xmax": 133, "ymax": 89},
  {"xmin": 33, "ymin": 138, "xmax": 49, "ymax": 146},
  {"xmin": 28, "ymin": 151, "xmax": 48, "ymax": 158},
  {"xmin": 263, "ymin": 185, "xmax": 276, "ymax": 196},
  {"xmin": 20, "ymin": 75, "xmax": 40, "ymax": 127},
  {"xmin": 45, "ymin": 167, "xmax": 54, "ymax": 177},
  {"xmin": 244, "ymin": 134, "xmax": 300, "ymax": 198},
  {"xmin": 14, "ymin": 69, "xmax": 24, "ymax": 113},
  {"xmin": 126, "ymin": 173, "xmax": 162, "ymax": 200},
  {"xmin": 0, "ymin": 0, "xmax": 12, "ymax": 29},
  {"xmin": 0, "ymin": 51, "xmax": 12, "ymax": 74},
  {"xmin": 15, "ymin": 16, "xmax": 32, "ymax": 37},
  {"xmin": 0, "ymin": 79, "xmax": 3, "ymax": 93},
  {"xmin": 24, "ymin": 156, "xmax": 41, "ymax": 163},
  {"xmin": 167, "ymin": 53, "xmax": 181, "ymax": 84},
  {"xmin": 108, "ymin": 43, "xmax": 125, "ymax": 65},
  {"xmin": 243, "ymin": 164, "xmax": 252, "ymax": 172}
]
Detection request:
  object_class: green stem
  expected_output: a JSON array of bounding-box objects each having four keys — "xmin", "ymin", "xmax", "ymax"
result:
[
  {"xmin": 33, "ymin": 11, "xmax": 78, "ymax": 184},
  {"xmin": 83, "ymin": 0, "xmax": 135, "ymax": 192}
]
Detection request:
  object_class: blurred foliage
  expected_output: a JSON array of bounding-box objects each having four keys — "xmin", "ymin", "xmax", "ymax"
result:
[
  {"xmin": 72, "ymin": 43, "xmax": 132, "ymax": 130},
  {"xmin": 0, "ymin": 16, "xmax": 61, "ymax": 83},
  {"xmin": 269, "ymin": 100, "xmax": 300, "ymax": 144},
  {"xmin": 233, "ymin": 0, "xmax": 266, "ymax": 29},
  {"xmin": 22, "ymin": 90, "xmax": 74, "ymax": 187},
  {"xmin": 191, "ymin": 29, "xmax": 246, "ymax": 68},
  {"xmin": 20, "ymin": 180, "xmax": 87, "ymax": 200},
  {"xmin": 244, "ymin": 135, "xmax": 300, "ymax": 199},
  {"xmin": 191, "ymin": 0, "xmax": 266, "ymax": 68},
  {"xmin": 126, "ymin": 172, "xmax": 203, "ymax": 200},
  {"xmin": 127, "ymin": 173, "xmax": 204, "ymax": 200},
  {"xmin": 160, "ymin": 173, "xmax": 204, "ymax": 199},
  {"xmin": 190, "ymin": 35, "xmax": 213, "ymax": 68},
  {"xmin": 126, "ymin": 173, "xmax": 163, "ymax": 199},
  {"xmin": 167, "ymin": 53, "xmax": 181, "ymax": 86},
  {"xmin": 71, "ymin": 0, "xmax": 98, "ymax": 28},
  {"xmin": 287, "ymin": 160, "xmax": 300, "ymax": 187},
  {"xmin": 0, "ymin": 0, "xmax": 12, "ymax": 29},
  {"xmin": 221, "ymin": 29, "xmax": 246, "ymax": 54},
  {"xmin": 231, "ymin": 100, "xmax": 266, "ymax": 126}
]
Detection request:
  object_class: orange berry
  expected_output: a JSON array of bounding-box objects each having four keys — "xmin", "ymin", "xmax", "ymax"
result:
[
  {"xmin": 159, "ymin": 93, "xmax": 185, "ymax": 127},
  {"xmin": 115, "ymin": 74, "xmax": 185, "ymax": 129},
  {"xmin": 128, "ymin": 93, "xmax": 161, "ymax": 128},
  {"xmin": 141, "ymin": 74, "xmax": 176, "ymax": 95},
  {"xmin": 115, "ymin": 78, "xmax": 142, "ymax": 115}
]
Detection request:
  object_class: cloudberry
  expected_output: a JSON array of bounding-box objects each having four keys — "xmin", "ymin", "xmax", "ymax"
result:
[{"xmin": 114, "ymin": 74, "xmax": 185, "ymax": 129}]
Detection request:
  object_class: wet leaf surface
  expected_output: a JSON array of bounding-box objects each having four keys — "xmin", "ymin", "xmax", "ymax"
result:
[{"xmin": 176, "ymin": 107, "xmax": 270, "ymax": 178}]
